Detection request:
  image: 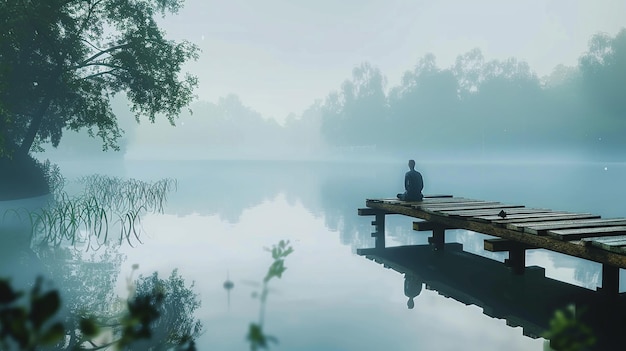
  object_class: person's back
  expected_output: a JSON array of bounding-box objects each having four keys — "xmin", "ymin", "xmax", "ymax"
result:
[
  {"xmin": 405, "ymin": 169, "xmax": 423, "ymax": 200},
  {"xmin": 397, "ymin": 159, "xmax": 423, "ymax": 201}
]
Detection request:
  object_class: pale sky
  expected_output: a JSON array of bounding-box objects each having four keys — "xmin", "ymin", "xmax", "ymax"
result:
[{"xmin": 159, "ymin": 0, "xmax": 626, "ymax": 123}]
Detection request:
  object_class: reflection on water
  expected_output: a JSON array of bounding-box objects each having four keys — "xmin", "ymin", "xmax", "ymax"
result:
[
  {"xmin": 358, "ymin": 243, "xmax": 624, "ymax": 349},
  {"xmin": 2, "ymin": 160, "xmax": 625, "ymax": 350}
]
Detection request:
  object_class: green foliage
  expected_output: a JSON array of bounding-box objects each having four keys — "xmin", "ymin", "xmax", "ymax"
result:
[
  {"xmin": 131, "ymin": 269, "xmax": 203, "ymax": 350},
  {"xmin": 0, "ymin": 0, "xmax": 199, "ymax": 157},
  {"xmin": 246, "ymin": 323, "xmax": 277, "ymax": 351},
  {"xmin": 0, "ymin": 277, "xmax": 64, "ymax": 350},
  {"xmin": 0, "ymin": 269, "xmax": 202, "ymax": 351},
  {"xmin": 0, "ymin": 155, "xmax": 51, "ymax": 200},
  {"xmin": 543, "ymin": 305, "xmax": 596, "ymax": 351},
  {"xmin": 264, "ymin": 240, "xmax": 294, "ymax": 283},
  {"xmin": 247, "ymin": 240, "xmax": 293, "ymax": 351}
]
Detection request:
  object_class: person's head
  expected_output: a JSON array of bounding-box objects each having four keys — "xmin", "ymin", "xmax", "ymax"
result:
[
  {"xmin": 408, "ymin": 159, "xmax": 415, "ymax": 170},
  {"xmin": 407, "ymin": 297, "xmax": 415, "ymax": 309}
]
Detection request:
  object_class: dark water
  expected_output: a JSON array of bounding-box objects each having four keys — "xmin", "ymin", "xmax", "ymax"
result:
[{"xmin": 2, "ymin": 159, "xmax": 626, "ymax": 350}]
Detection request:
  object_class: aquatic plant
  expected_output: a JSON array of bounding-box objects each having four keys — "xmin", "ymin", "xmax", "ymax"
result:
[
  {"xmin": 26, "ymin": 176, "xmax": 177, "ymax": 250},
  {"xmin": 247, "ymin": 240, "xmax": 294, "ymax": 351}
]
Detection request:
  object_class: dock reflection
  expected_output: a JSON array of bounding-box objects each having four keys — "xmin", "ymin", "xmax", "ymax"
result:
[{"xmin": 357, "ymin": 243, "xmax": 626, "ymax": 349}]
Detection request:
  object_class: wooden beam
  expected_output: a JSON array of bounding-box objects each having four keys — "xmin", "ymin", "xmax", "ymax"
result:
[
  {"xmin": 412, "ymin": 221, "xmax": 456, "ymax": 231},
  {"xmin": 358, "ymin": 208, "xmax": 392, "ymax": 216},
  {"xmin": 484, "ymin": 238, "xmax": 537, "ymax": 252}
]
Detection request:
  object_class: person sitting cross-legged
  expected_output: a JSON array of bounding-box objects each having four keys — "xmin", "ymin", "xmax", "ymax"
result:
[{"xmin": 397, "ymin": 159, "xmax": 423, "ymax": 202}]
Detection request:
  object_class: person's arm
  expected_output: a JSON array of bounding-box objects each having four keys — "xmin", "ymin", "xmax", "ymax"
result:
[{"xmin": 405, "ymin": 172, "xmax": 410, "ymax": 191}]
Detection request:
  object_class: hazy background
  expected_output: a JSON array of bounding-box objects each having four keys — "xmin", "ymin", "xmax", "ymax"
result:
[{"xmin": 39, "ymin": 0, "xmax": 626, "ymax": 162}]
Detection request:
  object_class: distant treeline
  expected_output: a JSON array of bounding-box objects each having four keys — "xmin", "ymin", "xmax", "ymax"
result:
[{"xmin": 319, "ymin": 29, "xmax": 626, "ymax": 160}]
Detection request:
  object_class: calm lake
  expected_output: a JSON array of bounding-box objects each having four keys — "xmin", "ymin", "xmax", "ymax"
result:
[{"xmin": 3, "ymin": 159, "xmax": 626, "ymax": 350}]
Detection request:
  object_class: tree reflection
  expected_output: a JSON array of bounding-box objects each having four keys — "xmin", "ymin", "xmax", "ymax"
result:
[{"xmin": 1, "ymin": 173, "xmax": 203, "ymax": 350}]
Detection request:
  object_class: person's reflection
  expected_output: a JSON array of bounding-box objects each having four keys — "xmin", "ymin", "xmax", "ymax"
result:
[{"xmin": 404, "ymin": 273, "xmax": 423, "ymax": 309}]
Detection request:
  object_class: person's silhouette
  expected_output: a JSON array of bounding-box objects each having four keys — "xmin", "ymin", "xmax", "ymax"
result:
[
  {"xmin": 404, "ymin": 273, "xmax": 423, "ymax": 309},
  {"xmin": 397, "ymin": 159, "xmax": 423, "ymax": 201}
]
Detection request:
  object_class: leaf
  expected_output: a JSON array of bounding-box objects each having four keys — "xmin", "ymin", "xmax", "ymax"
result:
[
  {"xmin": 79, "ymin": 316, "xmax": 100, "ymax": 338},
  {"xmin": 30, "ymin": 290, "xmax": 61, "ymax": 329},
  {"xmin": 1, "ymin": 307, "xmax": 29, "ymax": 348},
  {"xmin": 246, "ymin": 323, "xmax": 277, "ymax": 350},
  {"xmin": 0, "ymin": 279, "xmax": 22, "ymax": 304},
  {"xmin": 39, "ymin": 322, "xmax": 64, "ymax": 345}
]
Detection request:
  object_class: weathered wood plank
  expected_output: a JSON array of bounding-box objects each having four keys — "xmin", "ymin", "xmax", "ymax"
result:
[
  {"xmin": 418, "ymin": 197, "xmax": 479, "ymax": 203},
  {"xmin": 479, "ymin": 213, "xmax": 600, "ymax": 224},
  {"xmin": 422, "ymin": 201, "xmax": 502, "ymax": 209},
  {"xmin": 517, "ymin": 219, "xmax": 626, "ymax": 235},
  {"xmin": 371, "ymin": 195, "xmax": 460, "ymax": 205},
  {"xmin": 443, "ymin": 207, "xmax": 552, "ymax": 218},
  {"xmin": 507, "ymin": 218, "xmax": 623, "ymax": 232},
  {"xmin": 585, "ymin": 235, "xmax": 626, "ymax": 245},
  {"xmin": 547, "ymin": 226, "xmax": 626, "ymax": 241},
  {"xmin": 424, "ymin": 204, "xmax": 526, "ymax": 212},
  {"xmin": 582, "ymin": 235, "xmax": 626, "ymax": 254}
]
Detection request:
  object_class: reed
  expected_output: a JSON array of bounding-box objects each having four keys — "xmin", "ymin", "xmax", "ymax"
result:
[{"xmin": 24, "ymin": 175, "xmax": 177, "ymax": 250}]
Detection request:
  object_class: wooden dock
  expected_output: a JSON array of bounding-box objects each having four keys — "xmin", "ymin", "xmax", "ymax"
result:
[{"xmin": 359, "ymin": 195, "xmax": 626, "ymax": 295}]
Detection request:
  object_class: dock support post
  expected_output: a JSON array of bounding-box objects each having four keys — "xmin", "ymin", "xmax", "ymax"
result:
[
  {"xmin": 600, "ymin": 264, "xmax": 619, "ymax": 296},
  {"xmin": 372, "ymin": 213, "xmax": 386, "ymax": 249},
  {"xmin": 505, "ymin": 246, "xmax": 526, "ymax": 275},
  {"xmin": 428, "ymin": 226, "xmax": 445, "ymax": 251},
  {"xmin": 484, "ymin": 239, "xmax": 534, "ymax": 275}
]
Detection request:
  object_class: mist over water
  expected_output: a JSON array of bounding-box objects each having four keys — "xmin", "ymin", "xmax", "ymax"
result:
[{"xmin": 3, "ymin": 159, "xmax": 621, "ymax": 350}]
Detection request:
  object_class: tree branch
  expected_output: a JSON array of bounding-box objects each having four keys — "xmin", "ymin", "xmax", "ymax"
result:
[
  {"xmin": 73, "ymin": 43, "xmax": 130, "ymax": 69},
  {"xmin": 82, "ymin": 69, "xmax": 121, "ymax": 80}
]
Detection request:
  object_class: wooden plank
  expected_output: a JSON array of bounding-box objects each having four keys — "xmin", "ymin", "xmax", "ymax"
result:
[
  {"xmin": 507, "ymin": 218, "xmax": 623, "ymax": 232},
  {"xmin": 517, "ymin": 219, "xmax": 626, "ymax": 235},
  {"xmin": 547, "ymin": 226, "xmax": 626, "ymax": 241},
  {"xmin": 477, "ymin": 213, "xmax": 598, "ymax": 223},
  {"xmin": 582, "ymin": 235, "xmax": 626, "ymax": 254},
  {"xmin": 419, "ymin": 197, "xmax": 479, "ymax": 203},
  {"xmin": 581, "ymin": 235, "xmax": 626, "ymax": 254},
  {"xmin": 424, "ymin": 204, "xmax": 526, "ymax": 212},
  {"xmin": 372, "ymin": 195, "xmax": 461, "ymax": 204},
  {"xmin": 422, "ymin": 201, "xmax": 502, "ymax": 209},
  {"xmin": 443, "ymin": 207, "xmax": 552, "ymax": 217}
]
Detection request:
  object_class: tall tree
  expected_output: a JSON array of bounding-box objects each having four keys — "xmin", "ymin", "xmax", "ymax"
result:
[
  {"xmin": 579, "ymin": 29, "xmax": 626, "ymax": 120},
  {"xmin": 320, "ymin": 62, "xmax": 388, "ymax": 147},
  {"xmin": 0, "ymin": 0, "xmax": 199, "ymax": 157},
  {"xmin": 388, "ymin": 54, "xmax": 460, "ymax": 150}
]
